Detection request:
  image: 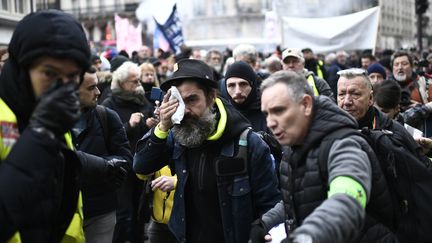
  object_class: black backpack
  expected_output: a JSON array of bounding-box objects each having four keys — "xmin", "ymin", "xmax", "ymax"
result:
[
  {"xmin": 238, "ymin": 128, "xmax": 282, "ymax": 171},
  {"xmin": 318, "ymin": 127, "xmax": 432, "ymax": 242}
]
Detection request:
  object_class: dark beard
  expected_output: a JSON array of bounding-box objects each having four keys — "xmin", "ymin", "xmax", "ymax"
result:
[{"xmin": 172, "ymin": 108, "xmax": 217, "ymax": 148}]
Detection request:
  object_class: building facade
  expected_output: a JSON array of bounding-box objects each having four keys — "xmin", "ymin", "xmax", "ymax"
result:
[
  {"xmin": 0, "ymin": 0, "xmax": 34, "ymax": 46},
  {"xmin": 61, "ymin": 0, "xmax": 140, "ymax": 52},
  {"xmin": 377, "ymin": 0, "xmax": 417, "ymax": 50}
]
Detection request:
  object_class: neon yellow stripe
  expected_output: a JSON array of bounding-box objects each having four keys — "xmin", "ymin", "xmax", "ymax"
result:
[
  {"xmin": 328, "ymin": 176, "xmax": 367, "ymax": 208},
  {"xmin": 307, "ymin": 75, "xmax": 319, "ymax": 96},
  {"xmin": 154, "ymin": 123, "xmax": 169, "ymax": 139},
  {"xmin": 317, "ymin": 65, "xmax": 323, "ymax": 79},
  {"xmin": 207, "ymin": 98, "xmax": 226, "ymax": 141}
]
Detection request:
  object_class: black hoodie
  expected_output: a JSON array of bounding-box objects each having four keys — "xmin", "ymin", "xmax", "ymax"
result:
[
  {"xmin": 0, "ymin": 10, "xmax": 90, "ymax": 131},
  {"xmin": 0, "ymin": 10, "xmax": 90, "ymax": 242}
]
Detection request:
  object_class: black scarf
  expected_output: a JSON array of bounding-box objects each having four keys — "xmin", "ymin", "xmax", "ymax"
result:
[
  {"xmin": 357, "ymin": 107, "xmax": 375, "ymax": 129},
  {"xmin": 112, "ymin": 88, "xmax": 150, "ymax": 106}
]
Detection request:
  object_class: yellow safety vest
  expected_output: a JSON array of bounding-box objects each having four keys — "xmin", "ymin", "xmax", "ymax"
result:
[
  {"xmin": 0, "ymin": 98, "xmax": 85, "ymax": 243},
  {"xmin": 307, "ymin": 74, "xmax": 320, "ymax": 96},
  {"xmin": 316, "ymin": 60, "xmax": 325, "ymax": 79}
]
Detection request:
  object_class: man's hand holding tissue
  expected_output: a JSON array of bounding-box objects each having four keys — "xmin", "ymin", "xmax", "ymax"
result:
[{"xmin": 158, "ymin": 89, "xmax": 179, "ymax": 132}]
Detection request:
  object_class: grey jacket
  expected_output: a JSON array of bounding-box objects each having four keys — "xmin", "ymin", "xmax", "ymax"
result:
[{"xmin": 261, "ymin": 96, "xmax": 372, "ymax": 243}]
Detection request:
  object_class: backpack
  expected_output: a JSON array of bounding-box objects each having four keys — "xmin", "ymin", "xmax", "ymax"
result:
[
  {"xmin": 238, "ymin": 128, "xmax": 283, "ymax": 172},
  {"xmin": 318, "ymin": 127, "xmax": 432, "ymax": 242},
  {"xmin": 214, "ymin": 128, "xmax": 282, "ymax": 177}
]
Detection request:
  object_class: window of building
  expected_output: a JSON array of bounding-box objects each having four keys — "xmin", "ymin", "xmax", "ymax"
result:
[
  {"xmin": 14, "ymin": 0, "xmax": 24, "ymax": 13},
  {"xmin": 1, "ymin": 0, "xmax": 9, "ymax": 11}
]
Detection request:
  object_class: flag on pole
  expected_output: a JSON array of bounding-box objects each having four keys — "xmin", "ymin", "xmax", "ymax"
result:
[
  {"xmin": 153, "ymin": 4, "xmax": 184, "ymax": 54},
  {"xmin": 153, "ymin": 25, "xmax": 171, "ymax": 52}
]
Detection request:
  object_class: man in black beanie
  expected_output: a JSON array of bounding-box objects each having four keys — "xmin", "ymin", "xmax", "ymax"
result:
[
  {"xmin": 0, "ymin": 10, "xmax": 90, "ymax": 242},
  {"xmin": 223, "ymin": 60, "xmax": 270, "ymax": 132}
]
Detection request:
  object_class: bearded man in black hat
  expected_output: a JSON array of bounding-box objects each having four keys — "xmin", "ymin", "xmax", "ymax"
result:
[{"xmin": 133, "ymin": 59, "xmax": 280, "ymax": 243}]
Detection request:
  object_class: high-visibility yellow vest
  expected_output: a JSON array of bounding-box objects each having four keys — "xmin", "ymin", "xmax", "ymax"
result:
[
  {"xmin": 316, "ymin": 60, "xmax": 325, "ymax": 79},
  {"xmin": 307, "ymin": 74, "xmax": 320, "ymax": 96},
  {"xmin": 0, "ymin": 98, "xmax": 85, "ymax": 243}
]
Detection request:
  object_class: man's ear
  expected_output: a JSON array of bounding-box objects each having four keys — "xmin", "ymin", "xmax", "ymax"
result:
[
  {"xmin": 301, "ymin": 94, "xmax": 313, "ymax": 117},
  {"xmin": 207, "ymin": 89, "xmax": 218, "ymax": 105},
  {"xmin": 368, "ymin": 90, "xmax": 374, "ymax": 107}
]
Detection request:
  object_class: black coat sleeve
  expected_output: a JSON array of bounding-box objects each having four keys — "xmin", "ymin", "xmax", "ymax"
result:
[{"xmin": 0, "ymin": 128, "xmax": 70, "ymax": 242}]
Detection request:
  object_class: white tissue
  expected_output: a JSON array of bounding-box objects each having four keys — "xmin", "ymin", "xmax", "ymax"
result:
[{"xmin": 169, "ymin": 86, "xmax": 185, "ymax": 124}]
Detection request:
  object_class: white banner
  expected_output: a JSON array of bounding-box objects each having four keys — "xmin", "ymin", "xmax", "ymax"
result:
[{"xmin": 281, "ymin": 7, "xmax": 380, "ymax": 53}]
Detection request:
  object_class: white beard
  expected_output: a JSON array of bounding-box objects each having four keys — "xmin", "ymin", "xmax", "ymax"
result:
[
  {"xmin": 134, "ymin": 85, "xmax": 145, "ymax": 95},
  {"xmin": 394, "ymin": 73, "xmax": 407, "ymax": 82}
]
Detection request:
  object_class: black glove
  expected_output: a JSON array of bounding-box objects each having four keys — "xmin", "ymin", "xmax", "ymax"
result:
[
  {"xmin": 106, "ymin": 158, "xmax": 129, "ymax": 188},
  {"xmin": 29, "ymin": 80, "xmax": 80, "ymax": 137},
  {"xmin": 249, "ymin": 219, "xmax": 268, "ymax": 243}
]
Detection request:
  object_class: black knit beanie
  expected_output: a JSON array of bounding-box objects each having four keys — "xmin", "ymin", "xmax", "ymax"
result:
[{"xmin": 225, "ymin": 61, "xmax": 256, "ymax": 86}]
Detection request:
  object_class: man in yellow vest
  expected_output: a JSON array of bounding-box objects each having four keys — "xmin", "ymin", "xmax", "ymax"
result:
[
  {"xmin": 0, "ymin": 10, "xmax": 90, "ymax": 242},
  {"xmin": 302, "ymin": 47, "xmax": 328, "ymax": 80},
  {"xmin": 282, "ymin": 48, "xmax": 334, "ymax": 101}
]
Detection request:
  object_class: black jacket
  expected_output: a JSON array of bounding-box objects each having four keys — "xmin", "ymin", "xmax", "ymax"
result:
[
  {"xmin": 101, "ymin": 91, "xmax": 153, "ymax": 153},
  {"xmin": 220, "ymin": 76, "xmax": 270, "ymax": 133},
  {"xmin": 72, "ymin": 107, "xmax": 132, "ymax": 219},
  {"xmin": 0, "ymin": 10, "xmax": 90, "ymax": 242},
  {"xmin": 262, "ymin": 96, "xmax": 376, "ymax": 243}
]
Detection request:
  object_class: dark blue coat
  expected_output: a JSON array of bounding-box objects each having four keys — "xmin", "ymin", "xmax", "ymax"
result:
[{"xmin": 133, "ymin": 98, "xmax": 280, "ymax": 243}]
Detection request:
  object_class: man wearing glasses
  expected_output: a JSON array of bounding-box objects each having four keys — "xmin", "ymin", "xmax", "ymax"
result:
[{"xmin": 101, "ymin": 61, "xmax": 157, "ymax": 243}]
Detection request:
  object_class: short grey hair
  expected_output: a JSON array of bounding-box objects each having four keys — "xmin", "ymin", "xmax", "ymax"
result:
[
  {"xmin": 337, "ymin": 68, "xmax": 372, "ymax": 90},
  {"xmin": 261, "ymin": 70, "xmax": 314, "ymax": 102},
  {"xmin": 111, "ymin": 61, "xmax": 141, "ymax": 89},
  {"xmin": 233, "ymin": 44, "xmax": 257, "ymax": 65}
]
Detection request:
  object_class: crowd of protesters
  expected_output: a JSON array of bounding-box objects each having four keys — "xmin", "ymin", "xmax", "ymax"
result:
[{"xmin": 2, "ymin": 9, "xmax": 432, "ymax": 243}]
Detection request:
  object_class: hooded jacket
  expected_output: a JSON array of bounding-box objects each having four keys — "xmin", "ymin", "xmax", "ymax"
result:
[
  {"xmin": 133, "ymin": 97, "xmax": 281, "ymax": 243},
  {"xmin": 0, "ymin": 10, "xmax": 90, "ymax": 242},
  {"xmin": 261, "ymin": 96, "xmax": 373, "ymax": 243},
  {"xmin": 221, "ymin": 62, "xmax": 270, "ymax": 133}
]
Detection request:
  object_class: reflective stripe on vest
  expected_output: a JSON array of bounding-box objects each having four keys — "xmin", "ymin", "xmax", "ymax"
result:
[
  {"xmin": 307, "ymin": 75, "xmax": 320, "ymax": 96},
  {"xmin": 0, "ymin": 98, "xmax": 85, "ymax": 243},
  {"xmin": 316, "ymin": 60, "xmax": 324, "ymax": 79}
]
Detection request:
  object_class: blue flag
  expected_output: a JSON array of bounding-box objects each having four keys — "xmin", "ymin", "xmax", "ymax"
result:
[{"xmin": 154, "ymin": 4, "xmax": 184, "ymax": 54}]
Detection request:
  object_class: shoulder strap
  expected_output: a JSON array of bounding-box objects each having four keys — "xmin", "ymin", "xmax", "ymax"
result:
[
  {"xmin": 237, "ymin": 127, "xmax": 251, "ymax": 162},
  {"xmin": 95, "ymin": 105, "xmax": 110, "ymax": 150}
]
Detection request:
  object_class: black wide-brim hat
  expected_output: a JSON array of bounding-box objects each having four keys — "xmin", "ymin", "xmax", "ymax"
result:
[{"xmin": 160, "ymin": 59, "xmax": 217, "ymax": 92}]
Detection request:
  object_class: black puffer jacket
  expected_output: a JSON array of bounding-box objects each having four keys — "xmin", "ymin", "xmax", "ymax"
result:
[{"xmin": 262, "ymin": 96, "xmax": 393, "ymax": 243}]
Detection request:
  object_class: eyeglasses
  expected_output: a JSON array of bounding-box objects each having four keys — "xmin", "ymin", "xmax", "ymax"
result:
[
  {"xmin": 337, "ymin": 68, "xmax": 368, "ymax": 76},
  {"xmin": 126, "ymin": 79, "xmax": 141, "ymax": 85}
]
